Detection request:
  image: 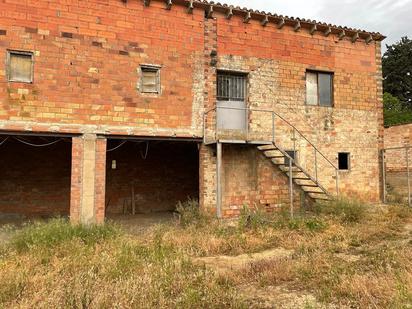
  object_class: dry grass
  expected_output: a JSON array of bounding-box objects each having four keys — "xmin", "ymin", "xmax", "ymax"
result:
[{"xmin": 0, "ymin": 200, "xmax": 411, "ymax": 308}]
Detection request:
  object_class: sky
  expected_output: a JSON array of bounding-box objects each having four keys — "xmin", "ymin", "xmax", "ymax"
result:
[{"xmin": 223, "ymin": 0, "xmax": 412, "ymax": 51}]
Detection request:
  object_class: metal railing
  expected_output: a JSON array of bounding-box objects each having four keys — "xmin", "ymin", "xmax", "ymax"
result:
[
  {"xmin": 382, "ymin": 146, "xmax": 412, "ymax": 207},
  {"xmin": 204, "ymin": 106, "xmax": 340, "ymax": 197}
]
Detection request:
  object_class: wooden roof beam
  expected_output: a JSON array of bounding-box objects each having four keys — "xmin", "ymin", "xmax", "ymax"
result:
[
  {"xmin": 338, "ymin": 30, "xmax": 346, "ymax": 40},
  {"xmin": 165, "ymin": 0, "xmax": 172, "ymax": 10},
  {"xmin": 351, "ymin": 32, "xmax": 359, "ymax": 43},
  {"xmin": 206, "ymin": 4, "xmax": 213, "ymax": 18},
  {"xmin": 294, "ymin": 20, "xmax": 301, "ymax": 32},
  {"xmin": 226, "ymin": 6, "xmax": 233, "ymax": 19},
  {"xmin": 324, "ymin": 27, "xmax": 332, "ymax": 37},
  {"xmin": 277, "ymin": 18, "xmax": 285, "ymax": 29},
  {"xmin": 187, "ymin": 0, "xmax": 194, "ymax": 14},
  {"xmin": 310, "ymin": 24, "xmax": 317, "ymax": 35},
  {"xmin": 365, "ymin": 34, "xmax": 374, "ymax": 44},
  {"xmin": 243, "ymin": 11, "xmax": 251, "ymax": 23},
  {"xmin": 261, "ymin": 15, "xmax": 269, "ymax": 26},
  {"xmin": 143, "ymin": 0, "xmax": 150, "ymax": 7}
]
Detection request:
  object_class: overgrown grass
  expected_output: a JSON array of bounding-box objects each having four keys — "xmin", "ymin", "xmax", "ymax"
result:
[
  {"xmin": 0, "ymin": 218, "xmax": 243, "ymax": 308},
  {"xmin": 10, "ymin": 218, "xmax": 119, "ymax": 253},
  {"xmin": 0, "ymin": 200, "xmax": 411, "ymax": 308},
  {"xmin": 313, "ymin": 198, "xmax": 367, "ymax": 223}
]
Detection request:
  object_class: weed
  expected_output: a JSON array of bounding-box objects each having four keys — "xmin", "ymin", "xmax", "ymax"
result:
[
  {"xmin": 175, "ymin": 198, "xmax": 210, "ymax": 228},
  {"xmin": 314, "ymin": 198, "xmax": 367, "ymax": 223},
  {"xmin": 10, "ymin": 218, "xmax": 119, "ymax": 252}
]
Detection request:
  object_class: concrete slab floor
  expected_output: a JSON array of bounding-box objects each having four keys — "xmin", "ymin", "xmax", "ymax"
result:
[{"xmin": 107, "ymin": 212, "xmax": 176, "ymax": 235}]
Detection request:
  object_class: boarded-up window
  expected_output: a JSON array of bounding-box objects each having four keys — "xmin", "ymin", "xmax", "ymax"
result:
[
  {"xmin": 7, "ymin": 50, "xmax": 34, "ymax": 83},
  {"xmin": 306, "ymin": 71, "xmax": 333, "ymax": 107},
  {"xmin": 217, "ymin": 73, "xmax": 246, "ymax": 101},
  {"xmin": 140, "ymin": 65, "xmax": 160, "ymax": 94}
]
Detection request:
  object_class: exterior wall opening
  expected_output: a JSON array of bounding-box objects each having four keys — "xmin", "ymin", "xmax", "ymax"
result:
[
  {"xmin": 338, "ymin": 152, "xmax": 350, "ymax": 170},
  {"xmin": 0, "ymin": 135, "xmax": 72, "ymax": 221},
  {"xmin": 105, "ymin": 140, "xmax": 199, "ymax": 218}
]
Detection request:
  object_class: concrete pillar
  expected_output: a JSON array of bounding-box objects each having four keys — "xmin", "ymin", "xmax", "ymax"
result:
[{"xmin": 70, "ymin": 134, "xmax": 107, "ymax": 224}]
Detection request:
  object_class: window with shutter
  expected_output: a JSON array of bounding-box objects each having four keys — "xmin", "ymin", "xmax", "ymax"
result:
[
  {"xmin": 7, "ymin": 50, "xmax": 34, "ymax": 83},
  {"xmin": 305, "ymin": 71, "xmax": 333, "ymax": 107},
  {"xmin": 140, "ymin": 65, "xmax": 160, "ymax": 94}
]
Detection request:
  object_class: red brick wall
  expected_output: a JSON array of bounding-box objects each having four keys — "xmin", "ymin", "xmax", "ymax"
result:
[
  {"xmin": 384, "ymin": 124, "xmax": 412, "ymax": 172},
  {"xmin": 0, "ymin": 0, "xmax": 205, "ymax": 137},
  {"xmin": 0, "ymin": 138, "xmax": 71, "ymax": 217},
  {"xmin": 221, "ymin": 145, "xmax": 301, "ymax": 217},
  {"xmin": 105, "ymin": 141, "xmax": 199, "ymax": 214},
  {"xmin": 70, "ymin": 136, "xmax": 82, "ymax": 222}
]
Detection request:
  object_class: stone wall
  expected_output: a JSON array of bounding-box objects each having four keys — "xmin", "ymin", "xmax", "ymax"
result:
[
  {"xmin": 0, "ymin": 0, "xmax": 384, "ymax": 221},
  {"xmin": 384, "ymin": 124, "xmax": 412, "ymax": 172}
]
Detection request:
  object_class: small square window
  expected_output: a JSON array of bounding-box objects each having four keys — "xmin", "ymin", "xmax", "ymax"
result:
[
  {"xmin": 306, "ymin": 71, "xmax": 333, "ymax": 107},
  {"xmin": 285, "ymin": 150, "xmax": 297, "ymax": 166},
  {"xmin": 140, "ymin": 65, "xmax": 160, "ymax": 94},
  {"xmin": 7, "ymin": 50, "xmax": 34, "ymax": 83},
  {"xmin": 338, "ymin": 153, "xmax": 350, "ymax": 170}
]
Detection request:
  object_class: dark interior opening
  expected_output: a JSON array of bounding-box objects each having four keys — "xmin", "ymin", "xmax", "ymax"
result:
[
  {"xmin": 338, "ymin": 152, "xmax": 350, "ymax": 170},
  {"xmin": 105, "ymin": 140, "xmax": 199, "ymax": 216},
  {"xmin": 284, "ymin": 150, "xmax": 297, "ymax": 166},
  {"xmin": 0, "ymin": 135, "xmax": 72, "ymax": 220}
]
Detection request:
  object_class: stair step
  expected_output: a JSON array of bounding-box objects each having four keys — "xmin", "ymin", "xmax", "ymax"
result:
[
  {"xmin": 304, "ymin": 190, "xmax": 326, "ymax": 194},
  {"xmin": 258, "ymin": 145, "xmax": 278, "ymax": 151},
  {"xmin": 266, "ymin": 155, "xmax": 285, "ymax": 158},
  {"xmin": 292, "ymin": 177, "xmax": 311, "ymax": 180},
  {"xmin": 310, "ymin": 195, "xmax": 331, "ymax": 201},
  {"xmin": 299, "ymin": 184, "xmax": 319, "ymax": 187}
]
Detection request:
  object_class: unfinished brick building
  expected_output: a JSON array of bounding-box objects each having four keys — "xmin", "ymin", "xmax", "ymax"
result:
[{"xmin": 0, "ymin": 0, "xmax": 385, "ymax": 223}]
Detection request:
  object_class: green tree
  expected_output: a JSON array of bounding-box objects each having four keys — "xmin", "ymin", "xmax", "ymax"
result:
[
  {"xmin": 382, "ymin": 37, "xmax": 412, "ymax": 106},
  {"xmin": 383, "ymin": 92, "xmax": 412, "ymax": 126}
]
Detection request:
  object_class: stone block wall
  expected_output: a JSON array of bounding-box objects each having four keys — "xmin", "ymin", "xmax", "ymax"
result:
[
  {"xmin": 384, "ymin": 124, "xmax": 412, "ymax": 172},
  {"xmin": 0, "ymin": 0, "xmax": 385, "ymax": 221}
]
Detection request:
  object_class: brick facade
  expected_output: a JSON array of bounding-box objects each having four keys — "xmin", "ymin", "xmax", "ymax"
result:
[
  {"xmin": 0, "ymin": 0, "xmax": 384, "ymax": 222},
  {"xmin": 384, "ymin": 124, "xmax": 412, "ymax": 172}
]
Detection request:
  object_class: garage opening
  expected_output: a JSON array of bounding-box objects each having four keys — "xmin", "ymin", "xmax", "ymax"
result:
[
  {"xmin": 105, "ymin": 139, "xmax": 199, "ymax": 221},
  {"xmin": 0, "ymin": 135, "xmax": 72, "ymax": 223}
]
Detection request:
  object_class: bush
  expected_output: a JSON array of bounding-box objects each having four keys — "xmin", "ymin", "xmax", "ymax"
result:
[
  {"xmin": 314, "ymin": 198, "xmax": 367, "ymax": 224},
  {"xmin": 10, "ymin": 218, "xmax": 119, "ymax": 252},
  {"xmin": 175, "ymin": 198, "xmax": 209, "ymax": 227},
  {"xmin": 238, "ymin": 205, "xmax": 269, "ymax": 230}
]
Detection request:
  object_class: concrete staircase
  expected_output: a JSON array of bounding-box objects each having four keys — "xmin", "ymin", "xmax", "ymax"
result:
[{"xmin": 258, "ymin": 143, "xmax": 331, "ymax": 201}]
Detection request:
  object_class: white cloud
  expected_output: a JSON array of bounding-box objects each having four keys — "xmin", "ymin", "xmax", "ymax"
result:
[{"xmin": 222, "ymin": 0, "xmax": 412, "ymax": 48}]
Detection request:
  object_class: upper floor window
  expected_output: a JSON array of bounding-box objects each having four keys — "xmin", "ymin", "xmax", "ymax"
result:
[
  {"xmin": 140, "ymin": 65, "xmax": 160, "ymax": 94},
  {"xmin": 217, "ymin": 72, "xmax": 246, "ymax": 101},
  {"xmin": 7, "ymin": 50, "xmax": 34, "ymax": 83},
  {"xmin": 306, "ymin": 71, "xmax": 333, "ymax": 107}
]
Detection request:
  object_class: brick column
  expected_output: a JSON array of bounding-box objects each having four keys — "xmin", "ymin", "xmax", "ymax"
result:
[{"xmin": 70, "ymin": 134, "xmax": 107, "ymax": 224}]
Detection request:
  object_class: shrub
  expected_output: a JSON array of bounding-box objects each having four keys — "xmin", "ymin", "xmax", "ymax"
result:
[
  {"xmin": 238, "ymin": 205, "xmax": 269, "ymax": 230},
  {"xmin": 314, "ymin": 198, "xmax": 367, "ymax": 223},
  {"xmin": 175, "ymin": 198, "xmax": 209, "ymax": 227},
  {"xmin": 10, "ymin": 218, "xmax": 119, "ymax": 252}
]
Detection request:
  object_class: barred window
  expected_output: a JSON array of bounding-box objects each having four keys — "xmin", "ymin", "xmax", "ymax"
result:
[
  {"xmin": 7, "ymin": 50, "xmax": 34, "ymax": 83},
  {"xmin": 217, "ymin": 73, "xmax": 246, "ymax": 101},
  {"xmin": 140, "ymin": 65, "xmax": 160, "ymax": 94}
]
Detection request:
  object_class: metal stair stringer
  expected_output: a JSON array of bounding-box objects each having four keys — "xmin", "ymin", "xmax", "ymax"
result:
[{"xmin": 258, "ymin": 142, "xmax": 332, "ymax": 202}]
